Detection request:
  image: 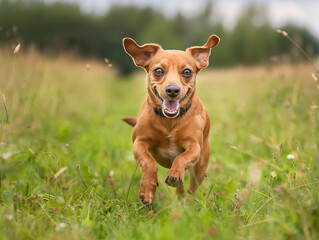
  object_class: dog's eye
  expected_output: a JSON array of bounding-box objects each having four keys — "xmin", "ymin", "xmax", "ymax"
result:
[
  {"xmin": 154, "ymin": 68, "xmax": 164, "ymax": 77},
  {"xmin": 182, "ymin": 69, "xmax": 192, "ymax": 78}
]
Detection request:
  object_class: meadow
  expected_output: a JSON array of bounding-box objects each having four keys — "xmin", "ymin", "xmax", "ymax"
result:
[{"xmin": 0, "ymin": 46, "xmax": 318, "ymax": 240}]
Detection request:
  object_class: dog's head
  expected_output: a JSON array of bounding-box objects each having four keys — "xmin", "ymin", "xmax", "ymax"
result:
[{"xmin": 123, "ymin": 35, "xmax": 220, "ymax": 118}]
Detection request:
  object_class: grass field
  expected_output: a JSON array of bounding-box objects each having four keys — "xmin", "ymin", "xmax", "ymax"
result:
[{"xmin": 0, "ymin": 47, "xmax": 318, "ymax": 240}]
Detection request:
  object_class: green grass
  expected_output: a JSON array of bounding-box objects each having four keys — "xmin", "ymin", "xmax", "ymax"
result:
[{"xmin": 0, "ymin": 48, "xmax": 318, "ymax": 240}]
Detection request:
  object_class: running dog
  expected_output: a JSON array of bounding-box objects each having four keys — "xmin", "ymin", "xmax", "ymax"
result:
[{"xmin": 122, "ymin": 34, "xmax": 220, "ymax": 205}]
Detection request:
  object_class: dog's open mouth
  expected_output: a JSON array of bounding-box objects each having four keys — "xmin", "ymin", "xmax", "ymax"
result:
[
  {"xmin": 154, "ymin": 87, "xmax": 190, "ymax": 118},
  {"xmin": 162, "ymin": 100, "xmax": 180, "ymax": 118}
]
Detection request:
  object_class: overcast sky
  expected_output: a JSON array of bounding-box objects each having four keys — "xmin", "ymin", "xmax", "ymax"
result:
[{"xmin": 44, "ymin": 0, "xmax": 319, "ymax": 39}]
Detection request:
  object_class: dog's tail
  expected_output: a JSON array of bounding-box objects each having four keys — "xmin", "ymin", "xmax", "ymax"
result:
[{"xmin": 122, "ymin": 117, "xmax": 137, "ymax": 127}]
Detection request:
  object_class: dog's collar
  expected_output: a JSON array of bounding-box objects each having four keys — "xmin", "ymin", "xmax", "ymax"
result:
[{"xmin": 153, "ymin": 102, "xmax": 192, "ymax": 118}]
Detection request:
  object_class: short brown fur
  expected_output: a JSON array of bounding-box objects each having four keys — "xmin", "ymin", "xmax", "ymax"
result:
[{"xmin": 123, "ymin": 35, "xmax": 220, "ymax": 205}]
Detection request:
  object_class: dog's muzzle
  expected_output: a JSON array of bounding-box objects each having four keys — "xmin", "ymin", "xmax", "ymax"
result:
[{"xmin": 154, "ymin": 87, "xmax": 191, "ymax": 118}]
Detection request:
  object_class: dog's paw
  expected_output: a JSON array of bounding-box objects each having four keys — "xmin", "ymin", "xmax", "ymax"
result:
[
  {"xmin": 139, "ymin": 178, "xmax": 157, "ymax": 205},
  {"xmin": 139, "ymin": 191, "xmax": 155, "ymax": 205},
  {"xmin": 139, "ymin": 194, "xmax": 153, "ymax": 205},
  {"xmin": 165, "ymin": 175, "xmax": 183, "ymax": 187},
  {"xmin": 165, "ymin": 168, "xmax": 184, "ymax": 187}
]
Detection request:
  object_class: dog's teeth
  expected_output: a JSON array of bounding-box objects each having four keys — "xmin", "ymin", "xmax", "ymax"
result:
[{"xmin": 165, "ymin": 110, "xmax": 177, "ymax": 114}]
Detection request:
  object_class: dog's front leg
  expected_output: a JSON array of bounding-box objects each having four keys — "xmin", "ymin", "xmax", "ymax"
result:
[
  {"xmin": 165, "ymin": 142, "xmax": 200, "ymax": 187},
  {"xmin": 133, "ymin": 139, "xmax": 158, "ymax": 205}
]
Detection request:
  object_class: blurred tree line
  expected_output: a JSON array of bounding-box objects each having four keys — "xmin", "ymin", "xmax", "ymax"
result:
[{"xmin": 0, "ymin": 0, "xmax": 318, "ymax": 74}]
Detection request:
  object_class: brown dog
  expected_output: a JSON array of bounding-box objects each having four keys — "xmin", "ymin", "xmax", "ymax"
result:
[{"xmin": 122, "ymin": 34, "xmax": 220, "ymax": 205}]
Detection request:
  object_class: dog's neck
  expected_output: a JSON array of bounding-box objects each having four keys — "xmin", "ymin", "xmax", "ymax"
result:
[{"xmin": 153, "ymin": 101, "xmax": 192, "ymax": 118}]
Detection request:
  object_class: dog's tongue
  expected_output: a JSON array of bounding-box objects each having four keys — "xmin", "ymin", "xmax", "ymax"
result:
[{"xmin": 164, "ymin": 100, "xmax": 179, "ymax": 112}]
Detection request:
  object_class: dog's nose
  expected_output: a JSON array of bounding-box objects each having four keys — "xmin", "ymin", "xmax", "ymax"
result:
[{"xmin": 165, "ymin": 85, "xmax": 181, "ymax": 98}]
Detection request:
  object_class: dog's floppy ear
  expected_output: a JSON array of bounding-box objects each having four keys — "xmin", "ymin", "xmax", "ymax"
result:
[
  {"xmin": 123, "ymin": 37, "xmax": 162, "ymax": 68},
  {"xmin": 186, "ymin": 34, "xmax": 220, "ymax": 70}
]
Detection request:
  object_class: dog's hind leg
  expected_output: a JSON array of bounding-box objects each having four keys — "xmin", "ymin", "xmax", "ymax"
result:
[
  {"xmin": 188, "ymin": 142, "xmax": 210, "ymax": 194},
  {"xmin": 176, "ymin": 184, "xmax": 185, "ymax": 199}
]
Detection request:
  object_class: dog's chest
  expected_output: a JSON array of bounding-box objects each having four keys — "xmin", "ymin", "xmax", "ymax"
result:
[{"xmin": 155, "ymin": 136, "xmax": 183, "ymax": 163}]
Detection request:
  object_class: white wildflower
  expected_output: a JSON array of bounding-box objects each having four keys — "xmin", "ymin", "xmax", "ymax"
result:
[
  {"xmin": 287, "ymin": 154, "xmax": 295, "ymax": 160},
  {"xmin": 59, "ymin": 222, "xmax": 66, "ymax": 228},
  {"xmin": 14, "ymin": 43, "xmax": 20, "ymax": 54},
  {"xmin": 270, "ymin": 171, "xmax": 277, "ymax": 178}
]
